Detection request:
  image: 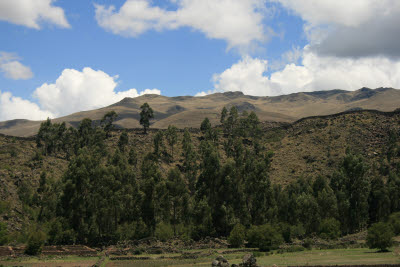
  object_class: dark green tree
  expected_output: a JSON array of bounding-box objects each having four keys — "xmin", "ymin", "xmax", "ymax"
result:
[
  {"xmin": 165, "ymin": 125, "xmax": 178, "ymax": 161},
  {"xmin": 118, "ymin": 131, "xmax": 129, "ymax": 152},
  {"xmin": 228, "ymin": 223, "xmax": 245, "ymax": 248},
  {"xmin": 101, "ymin": 110, "xmax": 118, "ymax": 138},
  {"xmin": 220, "ymin": 107, "xmax": 228, "ymax": 125},
  {"xmin": 166, "ymin": 168, "xmax": 189, "ymax": 235},
  {"xmin": 200, "ymin": 117, "xmax": 211, "ymax": 134},
  {"xmin": 140, "ymin": 103, "xmax": 154, "ymax": 134},
  {"xmin": 247, "ymin": 224, "xmax": 283, "ymax": 252},
  {"xmin": 367, "ymin": 222, "xmax": 394, "ymax": 252},
  {"xmin": 331, "ymin": 151, "xmax": 370, "ymax": 234}
]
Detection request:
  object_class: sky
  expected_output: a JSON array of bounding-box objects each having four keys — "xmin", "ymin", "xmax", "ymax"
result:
[{"xmin": 1, "ymin": 0, "xmax": 400, "ymax": 121}]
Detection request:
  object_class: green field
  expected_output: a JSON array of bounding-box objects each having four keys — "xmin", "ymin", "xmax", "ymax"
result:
[{"xmin": 1, "ymin": 247, "xmax": 399, "ymax": 267}]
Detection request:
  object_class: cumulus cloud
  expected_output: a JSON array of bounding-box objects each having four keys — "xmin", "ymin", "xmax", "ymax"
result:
[
  {"xmin": 275, "ymin": 0, "xmax": 400, "ymax": 58},
  {"xmin": 197, "ymin": 48, "xmax": 400, "ymax": 96},
  {"xmin": 95, "ymin": 0, "xmax": 270, "ymax": 51},
  {"xmin": 0, "ymin": 52, "xmax": 33, "ymax": 80},
  {"xmin": 0, "ymin": 0, "xmax": 70, "ymax": 29},
  {"xmin": 33, "ymin": 67, "xmax": 160, "ymax": 117},
  {"xmin": 0, "ymin": 91, "xmax": 54, "ymax": 121},
  {"xmin": 0, "ymin": 67, "xmax": 160, "ymax": 121}
]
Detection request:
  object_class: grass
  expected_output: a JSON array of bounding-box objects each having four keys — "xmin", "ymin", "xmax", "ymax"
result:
[
  {"xmin": 1, "ymin": 247, "xmax": 399, "ymax": 266},
  {"xmin": 257, "ymin": 247, "xmax": 400, "ymax": 266}
]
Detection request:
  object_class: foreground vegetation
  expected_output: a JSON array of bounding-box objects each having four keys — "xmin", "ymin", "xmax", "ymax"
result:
[{"xmin": 1, "ymin": 106, "xmax": 400, "ymax": 256}]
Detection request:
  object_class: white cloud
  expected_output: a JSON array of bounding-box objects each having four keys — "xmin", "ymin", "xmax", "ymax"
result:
[
  {"xmin": 0, "ymin": 91, "xmax": 54, "ymax": 121},
  {"xmin": 33, "ymin": 67, "xmax": 160, "ymax": 117},
  {"xmin": 0, "ymin": 0, "xmax": 70, "ymax": 29},
  {"xmin": 199, "ymin": 48, "xmax": 400, "ymax": 97},
  {"xmin": 0, "ymin": 52, "xmax": 33, "ymax": 80},
  {"xmin": 95, "ymin": 0, "xmax": 270, "ymax": 51}
]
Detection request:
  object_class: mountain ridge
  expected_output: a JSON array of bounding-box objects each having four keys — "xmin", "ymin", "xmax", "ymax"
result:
[{"xmin": 1, "ymin": 87, "xmax": 399, "ymax": 137}]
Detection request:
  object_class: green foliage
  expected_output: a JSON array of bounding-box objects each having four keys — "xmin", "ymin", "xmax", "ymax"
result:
[
  {"xmin": 331, "ymin": 151, "xmax": 370, "ymax": 234},
  {"xmin": 0, "ymin": 201, "xmax": 10, "ymax": 215},
  {"xmin": 367, "ymin": 222, "xmax": 394, "ymax": 251},
  {"xmin": 302, "ymin": 237, "xmax": 313, "ymax": 250},
  {"xmin": 388, "ymin": 212, "xmax": 400, "ymax": 235},
  {"xmin": 220, "ymin": 107, "xmax": 228, "ymax": 124},
  {"xmin": 228, "ymin": 223, "xmax": 246, "ymax": 247},
  {"xmin": 0, "ymin": 222, "xmax": 9, "ymax": 245},
  {"xmin": 319, "ymin": 218, "xmax": 341, "ymax": 240},
  {"xmin": 200, "ymin": 117, "xmax": 211, "ymax": 134},
  {"xmin": 25, "ymin": 229, "xmax": 46, "ymax": 255},
  {"xmin": 101, "ymin": 110, "xmax": 118, "ymax": 137},
  {"xmin": 118, "ymin": 130, "xmax": 129, "ymax": 152},
  {"xmin": 140, "ymin": 103, "xmax": 154, "ymax": 134},
  {"xmin": 247, "ymin": 224, "xmax": 283, "ymax": 252},
  {"xmin": 155, "ymin": 222, "xmax": 174, "ymax": 241},
  {"xmin": 165, "ymin": 125, "xmax": 178, "ymax": 160}
]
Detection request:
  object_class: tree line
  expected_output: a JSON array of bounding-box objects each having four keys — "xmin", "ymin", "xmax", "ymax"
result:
[{"xmin": 2, "ymin": 104, "xmax": 400, "ymax": 252}]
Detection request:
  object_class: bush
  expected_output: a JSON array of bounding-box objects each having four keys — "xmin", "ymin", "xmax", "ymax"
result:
[
  {"xmin": 228, "ymin": 223, "xmax": 246, "ymax": 248},
  {"xmin": 367, "ymin": 222, "xmax": 394, "ymax": 252},
  {"xmin": 302, "ymin": 237, "xmax": 313, "ymax": 250},
  {"xmin": 290, "ymin": 224, "xmax": 305, "ymax": 239},
  {"xmin": 0, "ymin": 222, "xmax": 8, "ymax": 245},
  {"xmin": 252, "ymin": 251, "xmax": 264, "ymax": 257},
  {"xmin": 155, "ymin": 222, "xmax": 173, "ymax": 242},
  {"xmin": 388, "ymin": 212, "xmax": 400, "ymax": 235},
  {"xmin": 319, "ymin": 218, "xmax": 341, "ymax": 240},
  {"xmin": 247, "ymin": 224, "xmax": 283, "ymax": 252},
  {"xmin": 25, "ymin": 230, "xmax": 46, "ymax": 255}
]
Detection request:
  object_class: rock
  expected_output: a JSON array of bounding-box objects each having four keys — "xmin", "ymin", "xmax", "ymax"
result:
[
  {"xmin": 240, "ymin": 254, "xmax": 258, "ymax": 267},
  {"xmin": 212, "ymin": 255, "xmax": 229, "ymax": 267}
]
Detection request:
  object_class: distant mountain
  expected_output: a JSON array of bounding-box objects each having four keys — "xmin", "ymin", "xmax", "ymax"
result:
[{"xmin": 1, "ymin": 87, "xmax": 400, "ymax": 137}]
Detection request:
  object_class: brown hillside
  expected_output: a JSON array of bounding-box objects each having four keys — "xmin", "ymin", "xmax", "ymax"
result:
[{"xmin": 0, "ymin": 87, "xmax": 399, "ymax": 137}]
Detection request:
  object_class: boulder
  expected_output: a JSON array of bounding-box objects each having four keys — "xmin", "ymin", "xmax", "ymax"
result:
[
  {"xmin": 211, "ymin": 255, "xmax": 229, "ymax": 267},
  {"xmin": 240, "ymin": 254, "xmax": 258, "ymax": 267}
]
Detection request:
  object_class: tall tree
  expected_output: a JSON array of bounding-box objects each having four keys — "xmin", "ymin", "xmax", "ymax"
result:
[
  {"xmin": 166, "ymin": 168, "xmax": 189, "ymax": 235},
  {"xmin": 140, "ymin": 103, "xmax": 154, "ymax": 134},
  {"xmin": 101, "ymin": 111, "xmax": 118, "ymax": 138},
  {"xmin": 165, "ymin": 125, "xmax": 178, "ymax": 161},
  {"xmin": 118, "ymin": 131, "xmax": 129, "ymax": 152}
]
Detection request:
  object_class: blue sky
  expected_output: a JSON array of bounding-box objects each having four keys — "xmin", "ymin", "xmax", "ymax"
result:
[{"xmin": 1, "ymin": 0, "xmax": 400, "ymax": 120}]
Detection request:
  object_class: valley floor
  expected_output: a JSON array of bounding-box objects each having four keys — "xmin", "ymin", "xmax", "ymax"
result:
[{"xmin": 1, "ymin": 247, "xmax": 400, "ymax": 267}]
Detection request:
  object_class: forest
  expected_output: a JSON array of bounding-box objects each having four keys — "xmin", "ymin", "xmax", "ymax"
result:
[{"xmin": 1, "ymin": 104, "xmax": 400, "ymax": 253}]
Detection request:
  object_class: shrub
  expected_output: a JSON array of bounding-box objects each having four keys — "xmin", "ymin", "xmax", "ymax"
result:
[
  {"xmin": 302, "ymin": 238, "xmax": 313, "ymax": 250},
  {"xmin": 228, "ymin": 223, "xmax": 246, "ymax": 248},
  {"xmin": 25, "ymin": 230, "xmax": 46, "ymax": 255},
  {"xmin": 319, "ymin": 218, "xmax": 341, "ymax": 240},
  {"xmin": 367, "ymin": 222, "xmax": 394, "ymax": 252},
  {"xmin": 0, "ymin": 222, "xmax": 8, "ymax": 245},
  {"xmin": 388, "ymin": 212, "xmax": 400, "ymax": 235},
  {"xmin": 290, "ymin": 224, "xmax": 305, "ymax": 239},
  {"xmin": 252, "ymin": 251, "xmax": 264, "ymax": 257},
  {"xmin": 155, "ymin": 222, "xmax": 173, "ymax": 242},
  {"xmin": 247, "ymin": 224, "xmax": 283, "ymax": 252}
]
